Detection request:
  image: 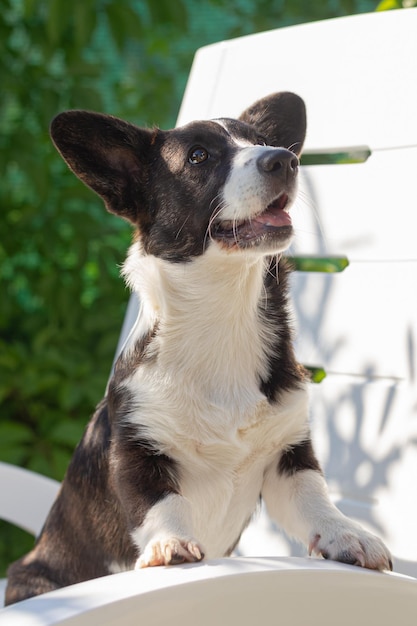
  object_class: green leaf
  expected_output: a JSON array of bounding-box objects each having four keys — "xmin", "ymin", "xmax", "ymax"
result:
[
  {"xmin": 71, "ymin": 86, "xmax": 103, "ymax": 112},
  {"xmin": 51, "ymin": 447, "xmax": 72, "ymax": 478},
  {"xmin": 23, "ymin": 0, "xmax": 37, "ymax": 19},
  {"xmin": 0, "ymin": 446, "xmax": 29, "ymax": 466},
  {"xmin": 0, "ymin": 423, "xmax": 33, "ymax": 446},
  {"xmin": 27, "ymin": 453, "xmax": 54, "ymax": 478},
  {"xmin": 74, "ymin": 2, "xmax": 98, "ymax": 47},
  {"xmin": 0, "ymin": 423, "xmax": 33, "ymax": 465},
  {"xmin": 47, "ymin": 0, "xmax": 68, "ymax": 44},
  {"xmin": 49, "ymin": 420, "xmax": 84, "ymax": 447},
  {"xmin": 148, "ymin": 0, "xmax": 188, "ymax": 28},
  {"xmin": 105, "ymin": 2, "xmax": 145, "ymax": 51},
  {"xmin": 0, "ymin": 521, "xmax": 35, "ymax": 578}
]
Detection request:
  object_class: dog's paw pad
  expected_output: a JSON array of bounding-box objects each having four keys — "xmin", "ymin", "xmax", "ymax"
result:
[
  {"xmin": 136, "ymin": 537, "xmax": 205, "ymax": 569},
  {"xmin": 309, "ymin": 528, "xmax": 392, "ymax": 571}
]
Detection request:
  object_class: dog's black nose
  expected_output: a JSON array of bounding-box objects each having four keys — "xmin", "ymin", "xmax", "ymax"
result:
[{"xmin": 257, "ymin": 148, "xmax": 299, "ymax": 175}]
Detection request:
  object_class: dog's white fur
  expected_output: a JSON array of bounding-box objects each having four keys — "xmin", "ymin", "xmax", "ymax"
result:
[{"xmin": 221, "ymin": 144, "xmax": 294, "ymax": 223}]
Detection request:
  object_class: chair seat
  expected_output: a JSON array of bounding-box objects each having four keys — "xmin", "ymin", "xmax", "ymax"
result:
[{"xmin": 2, "ymin": 557, "xmax": 417, "ymax": 626}]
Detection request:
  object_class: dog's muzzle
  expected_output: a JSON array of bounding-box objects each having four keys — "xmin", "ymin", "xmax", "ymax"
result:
[{"xmin": 213, "ymin": 147, "xmax": 298, "ymax": 251}]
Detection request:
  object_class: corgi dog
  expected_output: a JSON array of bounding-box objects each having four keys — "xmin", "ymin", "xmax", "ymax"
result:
[{"xmin": 6, "ymin": 92, "xmax": 392, "ymax": 605}]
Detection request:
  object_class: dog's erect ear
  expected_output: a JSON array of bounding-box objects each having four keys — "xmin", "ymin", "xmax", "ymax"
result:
[
  {"xmin": 239, "ymin": 92, "xmax": 306, "ymax": 156},
  {"xmin": 50, "ymin": 111, "xmax": 154, "ymax": 221}
]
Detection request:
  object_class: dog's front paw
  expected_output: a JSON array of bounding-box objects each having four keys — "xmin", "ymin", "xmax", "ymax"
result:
[
  {"xmin": 136, "ymin": 537, "xmax": 205, "ymax": 569},
  {"xmin": 309, "ymin": 524, "xmax": 392, "ymax": 571}
]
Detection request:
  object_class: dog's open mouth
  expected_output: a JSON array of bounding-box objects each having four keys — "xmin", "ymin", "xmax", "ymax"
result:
[{"xmin": 213, "ymin": 193, "xmax": 292, "ymax": 247}]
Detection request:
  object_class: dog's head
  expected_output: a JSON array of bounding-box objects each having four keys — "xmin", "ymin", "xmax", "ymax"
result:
[{"xmin": 50, "ymin": 92, "xmax": 306, "ymax": 261}]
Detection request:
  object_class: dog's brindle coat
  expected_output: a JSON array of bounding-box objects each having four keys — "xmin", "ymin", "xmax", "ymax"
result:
[{"xmin": 6, "ymin": 92, "xmax": 392, "ymax": 604}]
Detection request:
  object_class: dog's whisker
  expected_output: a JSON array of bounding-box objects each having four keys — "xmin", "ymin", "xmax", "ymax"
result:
[
  {"xmin": 207, "ymin": 202, "xmax": 223, "ymax": 234},
  {"xmin": 275, "ymin": 254, "xmax": 281, "ymax": 285},
  {"xmin": 232, "ymin": 217, "xmax": 240, "ymax": 246},
  {"xmin": 204, "ymin": 200, "xmax": 225, "ymax": 251},
  {"xmin": 292, "ymin": 191, "xmax": 329, "ymax": 250},
  {"xmin": 264, "ymin": 254, "xmax": 281, "ymax": 286},
  {"xmin": 209, "ymin": 192, "xmax": 224, "ymax": 213},
  {"xmin": 287, "ymin": 141, "xmax": 301, "ymax": 154},
  {"xmin": 175, "ymin": 215, "xmax": 191, "ymax": 240}
]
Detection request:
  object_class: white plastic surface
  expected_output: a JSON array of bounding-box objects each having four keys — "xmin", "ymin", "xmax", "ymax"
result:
[
  {"xmin": 294, "ymin": 148, "xmax": 417, "ymax": 262},
  {"xmin": 290, "ymin": 263, "xmax": 417, "ymax": 379},
  {"xmin": 1, "ymin": 558, "xmax": 417, "ymax": 626},
  {"xmin": 0, "ymin": 463, "xmax": 60, "ymax": 608},
  {"xmin": 0, "ymin": 462, "xmax": 60, "ymax": 537},
  {"xmin": 178, "ymin": 9, "xmax": 417, "ymax": 151}
]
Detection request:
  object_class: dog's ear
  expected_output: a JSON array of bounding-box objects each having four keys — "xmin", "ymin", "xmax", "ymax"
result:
[
  {"xmin": 239, "ymin": 92, "xmax": 306, "ymax": 156},
  {"xmin": 50, "ymin": 111, "xmax": 154, "ymax": 222}
]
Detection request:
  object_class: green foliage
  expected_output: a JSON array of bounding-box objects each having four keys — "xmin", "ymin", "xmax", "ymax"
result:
[
  {"xmin": 0, "ymin": 0, "xmax": 389, "ymax": 576},
  {"xmin": 377, "ymin": 0, "xmax": 417, "ymax": 9},
  {"xmin": 1, "ymin": 0, "xmax": 191, "ymax": 488}
]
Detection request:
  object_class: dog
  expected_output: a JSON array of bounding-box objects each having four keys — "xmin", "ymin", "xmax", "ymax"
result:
[{"xmin": 5, "ymin": 92, "xmax": 392, "ymax": 605}]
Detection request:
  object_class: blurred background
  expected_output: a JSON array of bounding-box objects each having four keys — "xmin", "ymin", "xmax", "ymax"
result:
[{"xmin": 0, "ymin": 0, "xmax": 413, "ymax": 575}]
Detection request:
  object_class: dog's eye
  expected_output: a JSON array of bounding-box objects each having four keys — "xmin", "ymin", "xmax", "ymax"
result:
[
  {"xmin": 188, "ymin": 147, "xmax": 209, "ymax": 164},
  {"xmin": 256, "ymin": 137, "xmax": 267, "ymax": 146}
]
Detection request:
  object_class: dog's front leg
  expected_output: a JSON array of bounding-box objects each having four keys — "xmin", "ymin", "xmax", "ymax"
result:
[
  {"xmin": 111, "ymin": 437, "xmax": 204, "ymax": 569},
  {"xmin": 262, "ymin": 440, "xmax": 392, "ymax": 571},
  {"xmin": 132, "ymin": 493, "xmax": 205, "ymax": 569}
]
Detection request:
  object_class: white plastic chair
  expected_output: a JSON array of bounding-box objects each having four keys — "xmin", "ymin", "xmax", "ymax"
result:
[
  {"xmin": 2, "ymin": 7, "xmax": 417, "ymax": 622},
  {"xmin": 0, "ymin": 462, "xmax": 60, "ymax": 606},
  {"xmin": 2, "ymin": 557, "xmax": 417, "ymax": 626}
]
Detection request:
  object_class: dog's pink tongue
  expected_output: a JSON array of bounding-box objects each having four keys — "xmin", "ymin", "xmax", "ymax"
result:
[{"xmin": 254, "ymin": 207, "xmax": 292, "ymax": 228}]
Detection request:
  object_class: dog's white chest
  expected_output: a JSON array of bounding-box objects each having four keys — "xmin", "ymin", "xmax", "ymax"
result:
[
  {"xmin": 179, "ymin": 389, "xmax": 309, "ymax": 556},
  {"xmin": 127, "ymin": 368, "xmax": 309, "ymax": 557},
  {"xmin": 121, "ymin": 250, "xmax": 309, "ymax": 557}
]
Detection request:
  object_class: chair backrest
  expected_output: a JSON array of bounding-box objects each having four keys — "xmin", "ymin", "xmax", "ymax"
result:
[
  {"xmin": 0, "ymin": 462, "xmax": 60, "ymax": 537},
  {"xmin": 0, "ymin": 462, "xmax": 60, "ymax": 606},
  {"xmin": 149, "ymin": 8, "xmax": 415, "ymax": 577}
]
